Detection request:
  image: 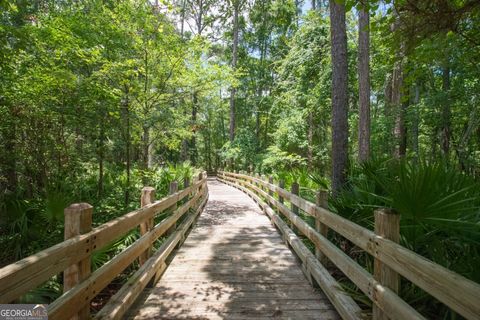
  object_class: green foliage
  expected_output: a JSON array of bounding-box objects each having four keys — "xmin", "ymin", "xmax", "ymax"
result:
[
  {"xmin": 221, "ymin": 128, "xmax": 259, "ymax": 169},
  {"xmin": 263, "ymin": 146, "xmax": 306, "ymax": 172},
  {"xmin": 17, "ymin": 277, "xmax": 62, "ymax": 304},
  {"xmin": 1, "ymin": 0, "xmax": 480, "ymax": 316},
  {"xmin": 333, "ymin": 159, "xmax": 480, "ymax": 283}
]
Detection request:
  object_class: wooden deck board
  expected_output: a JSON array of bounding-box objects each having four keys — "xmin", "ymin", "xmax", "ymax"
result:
[{"xmin": 127, "ymin": 178, "xmax": 339, "ymax": 319}]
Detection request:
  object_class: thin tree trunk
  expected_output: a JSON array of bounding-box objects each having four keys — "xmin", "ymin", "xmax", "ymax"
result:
[
  {"xmin": 391, "ymin": 10, "xmax": 407, "ymax": 158},
  {"xmin": 191, "ymin": 91, "xmax": 198, "ymax": 165},
  {"xmin": 358, "ymin": 3, "xmax": 370, "ymax": 162},
  {"xmin": 392, "ymin": 59, "xmax": 405, "ymax": 157},
  {"xmin": 220, "ymin": 90, "xmax": 227, "ymax": 143},
  {"xmin": 308, "ymin": 111, "xmax": 314, "ymax": 169},
  {"xmin": 97, "ymin": 113, "xmax": 105, "ymax": 197},
  {"xmin": 142, "ymin": 126, "xmax": 150, "ymax": 170},
  {"xmin": 399, "ymin": 88, "xmax": 409, "ymax": 156},
  {"xmin": 148, "ymin": 137, "xmax": 154, "ymax": 168},
  {"xmin": 412, "ymin": 83, "xmax": 420, "ymax": 159},
  {"xmin": 229, "ymin": 1, "xmax": 239, "ymax": 142},
  {"xmin": 123, "ymin": 87, "xmax": 131, "ymax": 207},
  {"xmin": 329, "ymin": 0, "xmax": 349, "ymax": 196},
  {"xmin": 384, "ymin": 73, "xmax": 393, "ymax": 115},
  {"xmin": 180, "ymin": 0, "xmax": 186, "ymax": 38},
  {"xmin": 5, "ymin": 106, "xmax": 17, "ymax": 192},
  {"xmin": 441, "ymin": 65, "xmax": 451, "ymax": 158},
  {"xmin": 255, "ymin": 109, "xmax": 260, "ymax": 141},
  {"xmin": 180, "ymin": 103, "xmax": 189, "ymax": 161}
]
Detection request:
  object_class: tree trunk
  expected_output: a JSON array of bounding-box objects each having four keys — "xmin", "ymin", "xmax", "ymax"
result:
[
  {"xmin": 384, "ymin": 73, "xmax": 393, "ymax": 115},
  {"xmin": 441, "ymin": 65, "xmax": 451, "ymax": 158},
  {"xmin": 148, "ymin": 138, "xmax": 154, "ymax": 168},
  {"xmin": 3, "ymin": 106, "xmax": 17, "ymax": 193},
  {"xmin": 329, "ymin": 0, "xmax": 349, "ymax": 196},
  {"xmin": 123, "ymin": 87, "xmax": 131, "ymax": 207},
  {"xmin": 220, "ymin": 90, "xmax": 227, "ymax": 143},
  {"xmin": 191, "ymin": 91, "xmax": 198, "ymax": 165},
  {"xmin": 412, "ymin": 83, "xmax": 420, "ymax": 159},
  {"xmin": 358, "ymin": 3, "xmax": 370, "ymax": 162},
  {"xmin": 180, "ymin": 0, "xmax": 186, "ymax": 38},
  {"xmin": 142, "ymin": 125, "xmax": 150, "ymax": 170},
  {"xmin": 392, "ymin": 59, "xmax": 405, "ymax": 158},
  {"xmin": 398, "ymin": 88, "xmax": 409, "ymax": 156},
  {"xmin": 180, "ymin": 103, "xmax": 189, "ymax": 162},
  {"xmin": 229, "ymin": 1, "xmax": 239, "ymax": 142},
  {"xmin": 256, "ymin": 108, "xmax": 260, "ymax": 142},
  {"xmin": 308, "ymin": 111, "xmax": 314, "ymax": 169},
  {"xmin": 97, "ymin": 114, "xmax": 105, "ymax": 197}
]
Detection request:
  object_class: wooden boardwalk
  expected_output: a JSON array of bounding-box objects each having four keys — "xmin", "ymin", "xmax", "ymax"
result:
[{"xmin": 128, "ymin": 178, "xmax": 339, "ymax": 320}]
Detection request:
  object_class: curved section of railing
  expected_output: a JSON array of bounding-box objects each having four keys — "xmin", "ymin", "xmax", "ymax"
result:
[
  {"xmin": 218, "ymin": 171, "xmax": 480, "ymax": 320},
  {"xmin": 0, "ymin": 172, "xmax": 208, "ymax": 320}
]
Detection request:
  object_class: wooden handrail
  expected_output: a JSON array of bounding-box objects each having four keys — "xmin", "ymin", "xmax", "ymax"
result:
[
  {"xmin": 218, "ymin": 171, "xmax": 480, "ymax": 320},
  {"xmin": 0, "ymin": 172, "xmax": 208, "ymax": 319},
  {"xmin": 95, "ymin": 187, "xmax": 209, "ymax": 320},
  {"xmin": 219, "ymin": 175, "xmax": 363, "ymax": 320}
]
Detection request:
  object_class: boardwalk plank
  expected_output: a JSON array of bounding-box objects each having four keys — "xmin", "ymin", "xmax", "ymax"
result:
[{"xmin": 128, "ymin": 178, "xmax": 339, "ymax": 319}]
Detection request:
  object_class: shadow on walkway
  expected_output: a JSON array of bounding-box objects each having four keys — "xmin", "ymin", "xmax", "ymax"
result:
[{"xmin": 128, "ymin": 178, "xmax": 338, "ymax": 320}]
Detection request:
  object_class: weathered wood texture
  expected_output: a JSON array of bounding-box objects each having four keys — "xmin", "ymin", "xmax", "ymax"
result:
[
  {"xmin": 218, "ymin": 176, "xmax": 362, "ymax": 320},
  {"xmin": 139, "ymin": 187, "xmax": 155, "ymax": 265},
  {"xmin": 63, "ymin": 203, "xmax": 93, "ymax": 320},
  {"xmin": 373, "ymin": 208, "xmax": 400, "ymax": 320},
  {"xmin": 127, "ymin": 178, "xmax": 340, "ymax": 320},
  {"xmin": 47, "ymin": 179, "xmax": 207, "ymax": 320},
  {"xmin": 220, "ymin": 171, "xmax": 480, "ymax": 320},
  {"xmin": 0, "ymin": 179, "xmax": 204, "ymax": 304},
  {"xmin": 220, "ymin": 173, "xmax": 425, "ymax": 320}
]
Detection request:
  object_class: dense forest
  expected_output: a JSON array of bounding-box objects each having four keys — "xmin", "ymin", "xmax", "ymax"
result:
[{"xmin": 1, "ymin": 0, "xmax": 480, "ymax": 317}]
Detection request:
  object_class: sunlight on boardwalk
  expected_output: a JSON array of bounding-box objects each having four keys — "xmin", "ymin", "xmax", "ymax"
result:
[{"xmin": 128, "ymin": 178, "xmax": 339, "ymax": 320}]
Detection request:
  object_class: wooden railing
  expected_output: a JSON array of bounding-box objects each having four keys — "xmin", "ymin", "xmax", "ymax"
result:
[
  {"xmin": 218, "ymin": 171, "xmax": 480, "ymax": 320},
  {"xmin": 0, "ymin": 172, "xmax": 208, "ymax": 320}
]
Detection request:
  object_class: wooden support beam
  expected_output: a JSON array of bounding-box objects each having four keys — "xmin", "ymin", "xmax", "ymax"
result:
[
  {"xmin": 315, "ymin": 191, "xmax": 329, "ymax": 266},
  {"xmin": 183, "ymin": 178, "xmax": 190, "ymax": 204},
  {"xmin": 64, "ymin": 203, "xmax": 93, "ymax": 320},
  {"xmin": 373, "ymin": 208, "xmax": 400, "ymax": 320},
  {"xmin": 139, "ymin": 187, "xmax": 155, "ymax": 266},
  {"xmin": 278, "ymin": 179, "xmax": 285, "ymax": 204},
  {"xmin": 268, "ymin": 176, "xmax": 274, "ymax": 196},
  {"xmin": 291, "ymin": 182, "xmax": 299, "ymax": 215},
  {"xmin": 291, "ymin": 182, "xmax": 299, "ymax": 232},
  {"xmin": 167, "ymin": 181, "xmax": 178, "ymax": 235}
]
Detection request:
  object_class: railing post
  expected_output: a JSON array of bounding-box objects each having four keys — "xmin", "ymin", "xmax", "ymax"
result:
[
  {"xmin": 261, "ymin": 175, "xmax": 266, "ymax": 192},
  {"xmin": 278, "ymin": 179, "xmax": 285, "ymax": 204},
  {"xmin": 166, "ymin": 181, "xmax": 178, "ymax": 236},
  {"xmin": 291, "ymin": 181, "xmax": 299, "ymax": 214},
  {"xmin": 64, "ymin": 203, "xmax": 93, "ymax": 320},
  {"xmin": 197, "ymin": 172, "xmax": 204, "ymax": 197},
  {"xmin": 315, "ymin": 191, "xmax": 329, "ymax": 266},
  {"xmin": 183, "ymin": 177, "xmax": 190, "ymax": 204},
  {"xmin": 139, "ymin": 187, "xmax": 155, "ymax": 266},
  {"xmin": 268, "ymin": 176, "xmax": 274, "ymax": 196},
  {"xmin": 291, "ymin": 182, "xmax": 299, "ymax": 232},
  {"xmin": 373, "ymin": 208, "xmax": 400, "ymax": 320}
]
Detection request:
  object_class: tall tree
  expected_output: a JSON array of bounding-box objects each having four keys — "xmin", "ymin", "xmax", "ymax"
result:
[
  {"xmin": 441, "ymin": 63, "xmax": 451, "ymax": 158},
  {"xmin": 229, "ymin": 0, "xmax": 240, "ymax": 142},
  {"xmin": 329, "ymin": 0, "xmax": 349, "ymax": 195},
  {"xmin": 391, "ymin": 10, "xmax": 407, "ymax": 158},
  {"xmin": 358, "ymin": 1, "xmax": 370, "ymax": 162}
]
